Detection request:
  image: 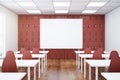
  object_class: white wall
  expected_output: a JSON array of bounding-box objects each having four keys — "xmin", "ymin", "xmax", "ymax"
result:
[
  {"xmin": 0, "ymin": 5, "xmax": 18, "ymax": 56},
  {"xmin": 105, "ymin": 7, "xmax": 120, "ymax": 53}
]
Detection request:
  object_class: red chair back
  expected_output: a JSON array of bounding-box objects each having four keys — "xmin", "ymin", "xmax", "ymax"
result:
[
  {"xmin": 32, "ymin": 48, "xmax": 39, "ymax": 54},
  {"xmin": 22, "ymin": 50, "xmax": 32, "ymax": 60},
  {"xmin": 5, "ymin": 51, "xmax": 16, "ymax": 59},
  {"xmin": 109, "ymin": 50, "xmax": 119, "ymax": 59},
  {"xmin": 20, "ymin": 48, "xmax": 26, "ymax": 54},
  {"xmin": 97, "ymin": 48, "xmax": 103, "ymax": 54},
  {"xmin": 2, "ymin": 51, "xmax": 18, "ymax": 72},
  {"xmin": 108, "ymin": 56, "xmax": 120, "ymax": 72},
  {"xmin": 92, "ymin": 51, "xmax": 102, "ymax": 59},
  {"xmin": 84, "ymin": 48, "xmax": 91, "ymax": 54}
]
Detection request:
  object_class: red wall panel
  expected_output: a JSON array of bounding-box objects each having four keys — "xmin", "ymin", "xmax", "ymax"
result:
[{"xmin": 18, "ymin": 15, "xmax": 105, "ymax": 59}]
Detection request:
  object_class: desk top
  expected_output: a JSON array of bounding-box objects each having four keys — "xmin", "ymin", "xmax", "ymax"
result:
[
  {"xmin": 75, "ymin": 51, "xmax": 109, "ymax": 54},
  {"xmin": 101, "ymin": 72, "xmax": 120, "ymax": 80},
  {"xmin": 86, "ymin": 60, "xmax": 110, "ymax": 67},
  {"xmin": 0, "ymin": 72, "xmax": 26, "ymax": 80},
  {"xmin": 15, "ymin": 54, "xmax": 45, "ymax": 58},
  {"xmin": 15, "ymin": 50, "xmax": 49, "ymax": 54},
  {"xmin": 79, "ymin": 54, "xmax": 110, "ymax": 58},
  {"xmin": 0, "ymin": 60, "xmax": 39, "ymax": 67}
]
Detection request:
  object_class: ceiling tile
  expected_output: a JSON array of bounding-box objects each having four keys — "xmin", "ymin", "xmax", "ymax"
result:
[
  {"xmin": 110, "ymin": 0, "xmax": 120, "ymax": 3},
  {"xmin": 91, "ymin": 0, "xmax": 109, "ymax": 2},
  {"xmin": 105, "ymin": 2, "xmax": 120, "ymax": 7},
  {"xmin": 0, "ymin": 0, "xmax": 120, "ymax": 14},
  {"xmin": 53, "ymin": 0, "xmax": 71, "ymax": 2}
]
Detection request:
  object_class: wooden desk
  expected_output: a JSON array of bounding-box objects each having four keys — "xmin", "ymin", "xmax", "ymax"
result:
[
  {"xmin": 0, "ymin": 72, "xmax": 26, "ymax": 80},
  {"xmin": 86, "ymin": 60, "xmax": 110, "ymax": 80},
  {"xmin": 101, "ymin": 72, "xmax": 120, "ymax": 80},
  {"xmin": 0, "ymin": 60, "xmax": 39, "ymax": 80}
]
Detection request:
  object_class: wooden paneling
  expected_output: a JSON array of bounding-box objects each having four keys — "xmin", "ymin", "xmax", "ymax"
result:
[{"xmin": 18, "ymin": 15, "xmax": 105, "ymax": 59}]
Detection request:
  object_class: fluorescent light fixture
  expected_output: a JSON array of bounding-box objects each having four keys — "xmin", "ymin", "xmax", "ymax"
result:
[
  {"xmin": 17, "ymin": 2, "xmax": 36, "ymax": 7},
  {"xmin": 55, "ymin": 10, "xmax": 68, "ymax": 13},
  {"xmin": 87, "ymin": 2, "xmax": 107, "ymax": 7},
  {"xmin": 27, "ymin": 10, "xmax": 40, "ymax": 14},
  {"xmin": 82, "ymin": 10, "xmax": 96, "ymax": 14},
  {"xmin": 53, "ymin": 2, "xmax": 70, "ymax": 7}
]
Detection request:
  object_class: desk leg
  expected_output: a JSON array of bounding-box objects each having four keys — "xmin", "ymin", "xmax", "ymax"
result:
[
  {"xmin": 84, "ymin": 58, "xmax": 86, "ymax": 78},
  {"xmin": 81, "ymin": 57, "xmax": 82, "ymax": 73},
  {"xmin": 34, "ymin": 66, "xmax": 36, "ymax": 80},
  {"xmin": 39, "ymin": 58, "xmax": 41, "ymax": 78},
  {"xmin": 44, "ymin": 55, "xmax": 46, "ymax": 69},
  {"xmin": 78, "ymin": 55, "xmax": 80, "ymax": 69},
  {"xmin": 42, "ymin": 58, "xmax": 43, "ymax": 73},
  {"xmin": 46, "ymin": 54, "xmax": 47, "ymax": 66},
  {"xmin": 28, "ymin": 67, "xmax": 30, "ymax": 80},
  {"xmin": 96, "ymin": 67, "xmax": 98, "ymax": 80},
  {"xmin": 76, "ymin": 54, "xmax": 77, "ymax": 67},
  {"xmin": 89, "ymin": 65, "xmax": 91, "ymax": 80}
]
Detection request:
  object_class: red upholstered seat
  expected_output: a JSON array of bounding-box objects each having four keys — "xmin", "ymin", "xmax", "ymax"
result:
[
  {"xmin": 22, "ymin": 50, "xmax": 33, "ymax": 77},
  {"xmin": 32, "ymin": 48, "xmax": 39, "ymax": 54},
  {"xmin": 109, "ymin": 50, "xmax": 119, "ymax": 59},
  {"xmin": 108, "ymin": 56, "xmax": 120, "ymax": 72},
  {"xmin": 20, "ymin": 48, "xmax": 26, "ymax": 54},
  {"xmin": 22, "ymin": 50, "xmax": 32, "ymax": 60},
  {"xmin": 92, "ymin": 51, "xmax": 102, "ymax": 59},
  {"xmin": 84, "ymin": 48, "xmax": 91, "ymax": 54},
  {"xmin": 2, "ymin": 51, "xmax": 18, "ymax": 72},
  {"xmin": 97, "ymin": 48, "xmax": 103, "ymax": 54}
]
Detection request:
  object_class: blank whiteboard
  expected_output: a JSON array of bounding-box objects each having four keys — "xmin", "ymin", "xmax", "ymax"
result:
[{"xmin": 40, "ymin": 19, "xmax": 83, "ymax": 49}]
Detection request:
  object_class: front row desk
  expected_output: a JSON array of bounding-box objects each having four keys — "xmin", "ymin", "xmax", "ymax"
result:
[
  {"xmin": 0, "ymin": 73, "xmax": 26, "ymax": 80},
  {"xmin": 75, "ymin": 51, "xmax": 120, "ymax": 80},
  {"xmin": 0, "ymin": 50, "xmax": 49, "ymax": 80},
  {"xmin": 101, "ymin": 72, "xmax": 120, "ymax": 80},
  {"xmin": 0, "ymin": 60, "xmax": 39, "ymax": 80}
]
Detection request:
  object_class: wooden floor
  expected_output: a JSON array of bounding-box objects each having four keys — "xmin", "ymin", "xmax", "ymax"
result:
[{"xmin": 23, "ymin": 59, "xmax": 106, "ymax": 80}]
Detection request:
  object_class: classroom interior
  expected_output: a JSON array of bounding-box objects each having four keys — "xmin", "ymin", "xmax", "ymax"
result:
[{"xmin": 0, "ymin": 0, "xmax": 120, "ymax": 80}]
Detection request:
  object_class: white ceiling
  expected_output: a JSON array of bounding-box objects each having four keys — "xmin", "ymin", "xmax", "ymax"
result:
[{"xmin": 0, "ymin": 0, "xmax": 120, "ymax": 15}]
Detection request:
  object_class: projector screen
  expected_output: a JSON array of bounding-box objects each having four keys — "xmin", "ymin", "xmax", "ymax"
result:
[{"xmin": 40, "ymin": 18, "xmax": 83, "ymax": 49}]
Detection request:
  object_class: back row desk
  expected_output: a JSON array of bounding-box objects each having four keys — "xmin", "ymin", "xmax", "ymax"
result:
[
  {"xmin": 0, "ymin": 60, "xmax": 39, "ymax": 80},
  {"xmin": 0, "ymin": 72, "xmax": 26, "ymax": 80}
]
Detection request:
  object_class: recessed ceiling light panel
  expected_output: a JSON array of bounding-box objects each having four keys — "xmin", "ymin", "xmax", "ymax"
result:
[
  {"xmin": 53, "ymin": 2, "xmax": 70, "ymax": 7},
  {"xmin": 17, "ymin": 2, "xmax": 36, "ymax": 7},
  {"xmin": 87, "ymin": 2, "xmax": 107, "ymax": 7},
  {"xmin": 82, "ymin": 10, "xmax": 97, "ymax": 13},
  {"xmin": 27, "ymin": 10, "xmax": 40, "ymax": 14},
  {"xmin": 55, "ymin": 10, "xmax": 68, "ymax": 13}
]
